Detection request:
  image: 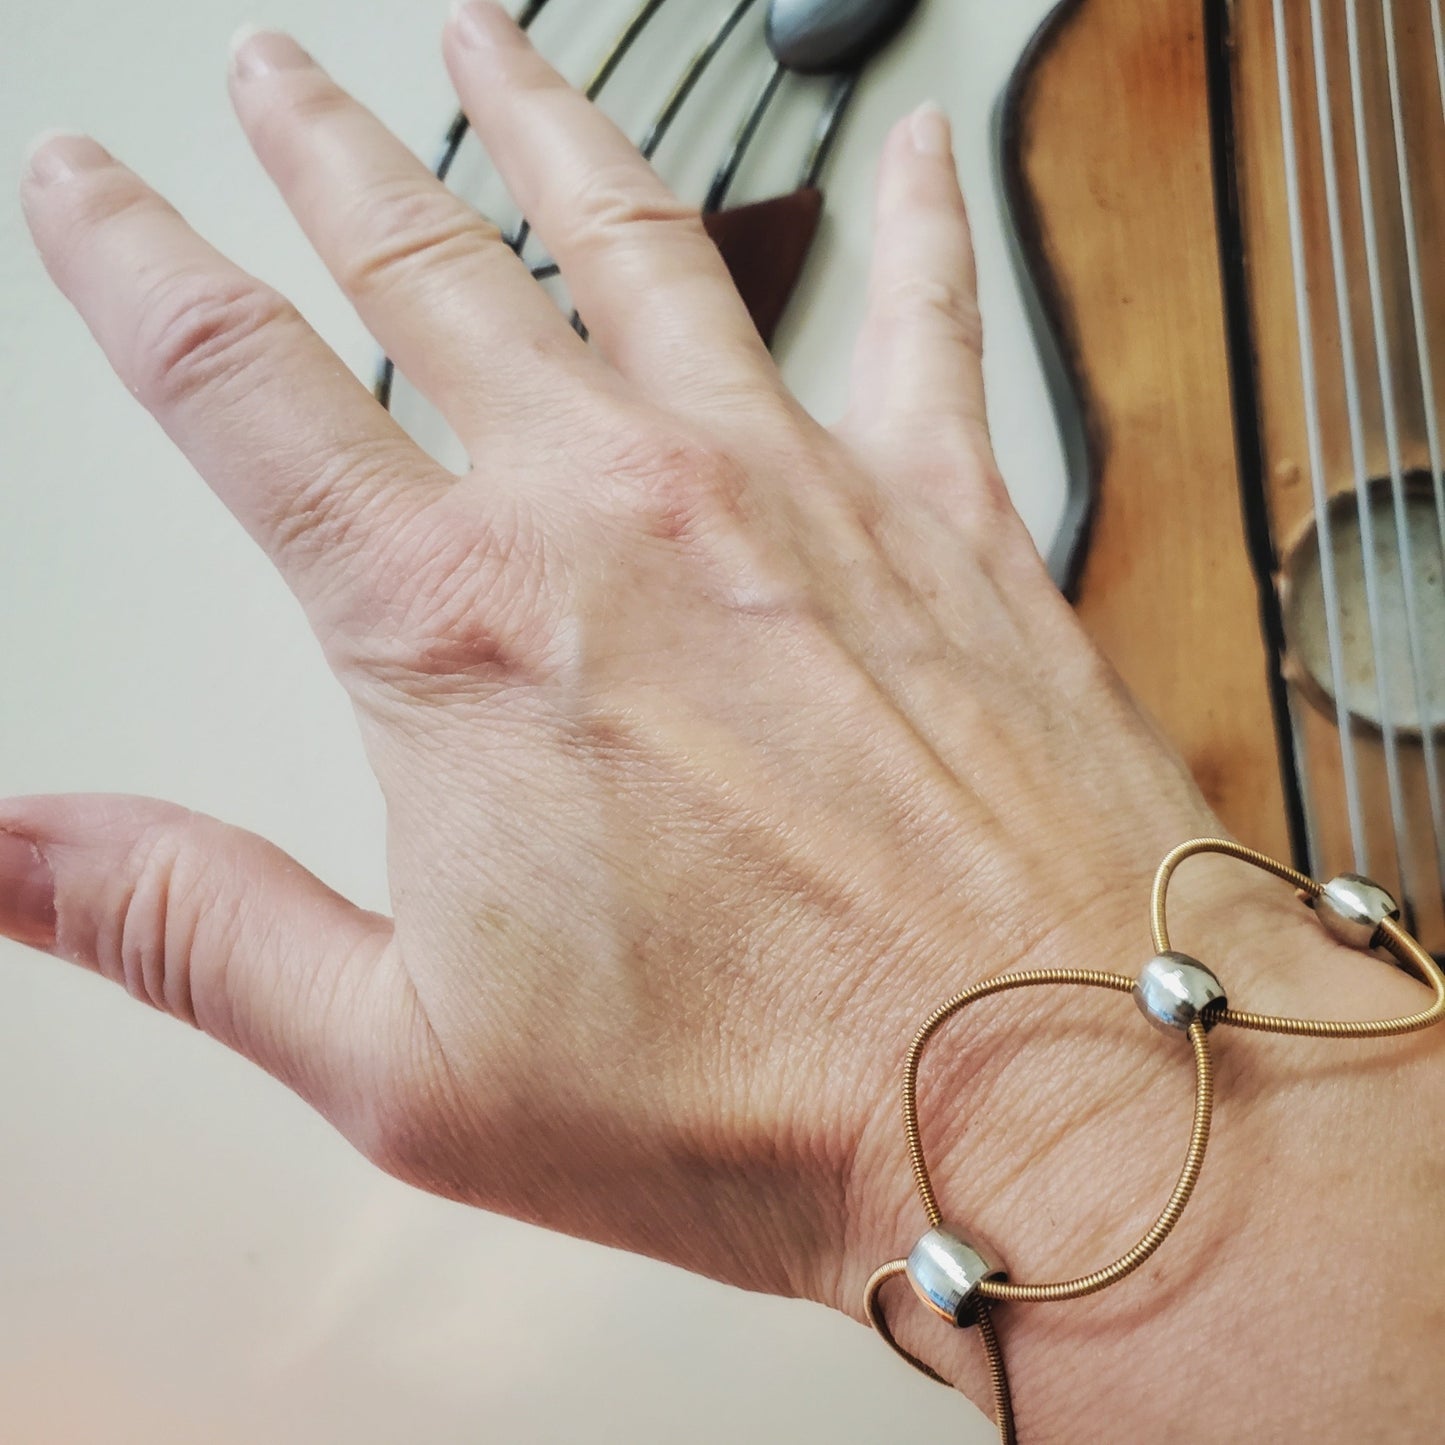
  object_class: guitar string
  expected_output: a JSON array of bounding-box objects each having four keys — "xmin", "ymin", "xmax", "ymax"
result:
[
  {"xmin": 1431, "ymin": 0, "xmax": 1445, "ymax": 598},
  {"xmin": 1427, "ymin": 0, "xmax": 1445, "ymax": 574},
  {"xmin": 1309, "ymin": 0, "xmax": 1415, "ymax": 909},
  {"xmin": 1391, "ymin": 0, "xmax": 1445, "ymax": 562},
  {"xmin": 1380, "ymin": 0, "xmax": 1445, "ymax": 892},
  {"xmin": 1277, "ymin": 16, "xmax": 1329, "ymax": 884},
  {"xmin": 1273, "ymin": 0, "xmax": 1371, "ymax": 872},
  {"xmin": 1340, "ymin": 0, "xmax": 1433, "ymax": 907},
  {"xmin": 1288, "ymin": 693, "xmax": 1326, "ymax": 875},
  {"xmin": 1434, "ymin": 0, "xmax": 1445, "ymax": 171}
]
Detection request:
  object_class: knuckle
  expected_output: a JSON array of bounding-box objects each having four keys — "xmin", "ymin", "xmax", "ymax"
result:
[
  {"xmin": 271, "ymin": 71, "xmax": 353, "ymax": 130},
  {"xmin": 910, "ymin": 446, "xmax": 1018, "ymax": 542},
  {"xmin": 132, "ymin": 272, "xmax": 294, "ymax": 410},
  {"xmin": 938, "ymin": 471, "xmax": 1040, "ymax": 580},
  {"xmin": 970, "ymin": 483, "xmax": 1047, "ymax": 573},
  {"xmin": 64, "ymin": 169, "xmax": 159, "ymax": 235},
  {"xmin": 335, "ymin": 181, "xmax": 502, "ymax": 299},
  {"xmin": 241, "ymin": 71, "xmax": 352, "ymax": 160},
  {"xmin": 341, "ymin": 497, "xmax": 559, "ymax": 688},
  {"xmin": 955, "ymin": 454, "xmax": 1019, "ymax": 530},
  {"xmin": 563, "ymin": 162, "xmax": 700, "ymax": 252},
  {"xmin": 41, "ymin": 172, "xmax": 175, "ymax": 285},
  {"xmin": 887, "ymin": 273, "xmax": 982, "ymax": 348},
  {"xmin": 269, "ymin": 436, "xmax": 420, "ymax": 565},
  {"xmin": 104, "ymin": 817, "xmax": 213, "ymax": 1021},
  {"xmin": 602, "ymin": 422, "xmax": 746, "ymax": 541}
]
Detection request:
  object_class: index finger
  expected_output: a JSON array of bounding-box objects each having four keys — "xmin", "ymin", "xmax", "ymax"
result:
[{"xmin": 20, "ymin": 134, "xmax": 442, "ymax": 620}]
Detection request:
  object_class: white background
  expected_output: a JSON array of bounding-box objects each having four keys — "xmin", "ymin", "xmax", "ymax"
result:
[{"xmin": 0, "ymin": 1, "xmax": 1064, "ymax": 1440}]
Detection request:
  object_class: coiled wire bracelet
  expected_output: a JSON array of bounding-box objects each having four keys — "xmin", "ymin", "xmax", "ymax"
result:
[{"xmin": 863, "ymin": 837, "xmax": 1445, "ymax": 1444}]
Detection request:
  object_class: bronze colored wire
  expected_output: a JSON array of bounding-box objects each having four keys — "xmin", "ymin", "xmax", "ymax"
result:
[
  {"xmin": 901, "ymin": 969, "xmax": 1135, "ymax": 1228},
  {"xmin": 862, "ymin": 1263, "xmax": 1015, "ymax": 1443},
  {"xmin": 974, "ymin": 1302, "xmax": 1016, "ymax": 1445},
  {"xmin": 902, "ymin": 973, "xmax": 1215, "ymax": 1302},
  {"xmin": 862, "ymin": 1259, "xmax": 949, "ymax": 1384},
  {"xmin": 976, "ymin": 1018, "xmax": 1212, "ymax": 1304},
  {"xmin": 1151, "ymin": 837, "xmax": 1445, "ymax": 1038},
  {"xmin": 866, "ymin": 838, "xmax": 1445, "ymax": 1443}
]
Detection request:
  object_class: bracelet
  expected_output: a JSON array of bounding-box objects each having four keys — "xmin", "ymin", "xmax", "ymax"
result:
[{"xmin": 863, "ymin": 837, "xmax": 1445, "ymax": 1444}]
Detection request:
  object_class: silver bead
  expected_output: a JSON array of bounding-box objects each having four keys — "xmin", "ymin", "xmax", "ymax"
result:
[
  {"xmin": 905, "ymin": 1226, "xmax": 1003, "ymax": 1327},
  {"xmin": 1313, "ymin": 873, "xmax": 1400, "ymax": 950},
  {"xmin": 1133, "ymin": 952, "xmax": 1227, "ymax": 1033},
  {"xmin": 767, "ymin": 0, "xmax": 919, "ymax": 73}
]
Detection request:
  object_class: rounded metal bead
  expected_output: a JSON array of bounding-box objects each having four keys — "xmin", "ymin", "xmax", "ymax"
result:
[
  {"xmin": 766, "ymin": 0, "xmax": 920, "ymax": 74},
  {"xmin": 1133, "ymin": 951, "xmax": 1227, "ymax": 1033},
  {"xmin": 905, "ymin": 1226, "xmax": 1003, "ymax": 1327},
  {"xmin": 1313, "ymin": 873, "xmax": 1400, "ymax": 950}
]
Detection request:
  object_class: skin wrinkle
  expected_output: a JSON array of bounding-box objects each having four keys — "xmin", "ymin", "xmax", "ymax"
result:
[
  {"xmin": 189, "ymin": 842, "xmax": 259, "ymax": 1039},
  {"xmin": 66, "ymin": 175, "xmax": 163, "ymax": 243},
  {"xmin": 331, "ymin": 185, "xmax": 508, "ymax": 306},
  {"xmin": 122, "ymin": 823, "xmax": 181, "ymax": 1018},
  {"xmin": 546, "ymin": 161, "xmax": 706, "ymax": 260},
  {"xmin": 358, "ymin": 961, "xmax": 480, "ymax": 1195},
  {"xmin": 341, "ymin": 494, "xmax": 563, "ymax": 688},
  {"xmin": 264, "ymin": 907, "xmax": 357, "ymax": 1091},
  {"xmin": 130, "ymin": 275, "xmax": 297, "ymax": 415},
  {"xmin": 267, "ymin": 437, "xmax": 427, "ymax": 559},
  {"xmin": 247, "ymin": 65, "xmax": 355, "ymax": 147}
]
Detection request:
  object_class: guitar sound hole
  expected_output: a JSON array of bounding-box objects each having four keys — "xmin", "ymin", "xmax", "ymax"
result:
[{"xmin": 1282, "ymin": 475, "xmax": 1445, "ymax": 739}]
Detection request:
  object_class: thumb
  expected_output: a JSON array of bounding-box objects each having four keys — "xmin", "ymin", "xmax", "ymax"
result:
[
  {"xmin": 0, "ymin": 794, "xmax": 408, "ymax": 1131},
  {"xmin": 842, "ymin": 103, "xmax": 989, "ymax": 456}
]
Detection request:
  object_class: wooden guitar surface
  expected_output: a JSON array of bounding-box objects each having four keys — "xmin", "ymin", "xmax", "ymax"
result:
[
  {"xmin": 1003, "ymin": 0, "xmax": 1290, "ymax": 851},
  {"xmin": 1005, "ymin": 0, "xmax": 1445, "ymax": 944}
]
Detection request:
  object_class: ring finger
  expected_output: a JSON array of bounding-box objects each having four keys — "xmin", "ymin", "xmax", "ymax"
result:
[{"xmin": 228, "ymin": 28, "xmax": 611, "ymax": 451}]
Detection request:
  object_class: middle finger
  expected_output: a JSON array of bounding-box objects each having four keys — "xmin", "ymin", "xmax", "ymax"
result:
[{"xmin": 229, "ymin": 28, "xmax": 609, "ymax": 449}]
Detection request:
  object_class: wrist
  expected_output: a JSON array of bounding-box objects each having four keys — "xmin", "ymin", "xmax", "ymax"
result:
[{"xmin": 829, "ymin": 847, "xmax": 1442, "ymax": 1437}]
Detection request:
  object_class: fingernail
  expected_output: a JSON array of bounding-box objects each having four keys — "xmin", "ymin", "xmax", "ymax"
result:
[
  {"xmin": 450, "ymin": 0, "xmax": 525, "ymax": 49},
  {"xmin": 24, "ymin": 131, "xmax": 111, "ymax": 186},
  {"xmin": 0, "ymin": 831, "xmax": 57, "ymax": 951},
  {"xmin": 230, "ymin": 26, "xmax": 314, "ymax": 80},
  {"xmin": 910, "ymin": 101, "xmax": 952, "ymax": 158}
]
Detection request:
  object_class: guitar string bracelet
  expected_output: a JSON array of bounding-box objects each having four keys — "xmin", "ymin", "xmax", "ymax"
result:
[{"xmin": 863, "ymin": 837, "xmax": 1445, "ymax": 1444}]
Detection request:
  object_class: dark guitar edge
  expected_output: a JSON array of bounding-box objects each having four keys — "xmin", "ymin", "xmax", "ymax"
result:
[
  {"xmin": 991, "ymin": 0, "xmax": 1097, "ymax": 598},
  {"xmin": 1203, "ymin": 0, "xmax": 1312, "ymax": 872}
]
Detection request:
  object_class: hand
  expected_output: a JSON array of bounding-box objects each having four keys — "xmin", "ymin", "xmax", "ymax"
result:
[{"xmin": 8, "ymin": 6, "xmax": 1444, "ymax": 1439}]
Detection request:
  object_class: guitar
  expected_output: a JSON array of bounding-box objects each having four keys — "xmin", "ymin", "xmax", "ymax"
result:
[{"xmin": 1001, "ymin": 0, "xmax": 1445, "ymax": 950}]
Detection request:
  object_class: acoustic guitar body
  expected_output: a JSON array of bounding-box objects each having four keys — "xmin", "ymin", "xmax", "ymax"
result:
[{"xmin": 1002, "ymin": 0, "xmax": 1445, "ymax": 947}]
